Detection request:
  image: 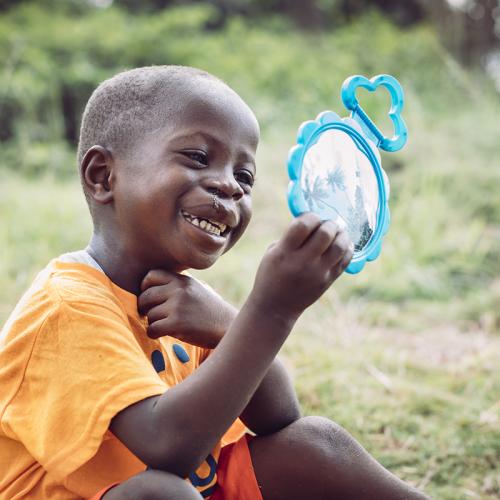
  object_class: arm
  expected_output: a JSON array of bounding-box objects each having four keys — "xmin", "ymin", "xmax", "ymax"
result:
[
  {"xmin": 138, "ymin": 272, "xmax": 301, "ymax": 435},
  {"xmin": 111, "ymin": 214, "xmax": 353, "ymax": 478},
  {"xmin": 239, "ymin": 357, "xmax": 301, "ymax": 435},
  {"xmin": 111, "ymin": 295, "xmax": 296, "ymax": 477}
]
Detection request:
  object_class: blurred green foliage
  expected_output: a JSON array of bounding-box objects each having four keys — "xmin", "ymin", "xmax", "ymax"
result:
[{"xmin": 0, "ymin": 2, "xmax": 473, "ymax": 172}]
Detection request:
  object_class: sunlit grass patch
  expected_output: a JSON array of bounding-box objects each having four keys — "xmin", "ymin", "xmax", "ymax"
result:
[{"xmin": 284, "ymin": 312, "xmax": 500, "ymax": 499}]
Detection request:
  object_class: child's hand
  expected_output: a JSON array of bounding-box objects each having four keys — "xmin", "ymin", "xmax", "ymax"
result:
[
  {"xmin": 251, "ymin": 213, "xmax": 353, "ymax": 320},
  {"xmin": 138, "ymin": 271, "xmax": 237, "ymax": 348}
]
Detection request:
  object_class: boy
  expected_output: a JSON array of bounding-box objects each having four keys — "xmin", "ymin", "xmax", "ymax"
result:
[{"xmin": 0, "ymin": 66, "xmax": 429, "ymax": 499}]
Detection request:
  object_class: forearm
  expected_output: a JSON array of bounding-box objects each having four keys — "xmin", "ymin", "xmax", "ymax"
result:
[
  {"xmin": 208, "ymin": 303, "xmax": 301, "ymax": 435},
  {"xmin": 206, "ymin": 299, "xmax": 237, "ymax": 348},
  {"xmin": 240, "ymin": 357, "xmax": 301, "ymax": 435},
  {"xmin": 114, "ymin": 214, "xmax": 353, "ymax": 478},
  {"xmin": 149, "ymin": 293, "xmax": 297, "ymax": 476}
]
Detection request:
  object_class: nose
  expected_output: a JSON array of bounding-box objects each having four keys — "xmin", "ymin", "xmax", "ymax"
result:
[{"xmin": 205, "ymin": 169, "xmax": 244, "ymax": 201}]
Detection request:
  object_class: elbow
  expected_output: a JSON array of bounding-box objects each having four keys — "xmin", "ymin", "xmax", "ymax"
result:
[
  {"xmin": 110, "ymin": 394, "xmax": 211, "ymax": 478},
  {"xmin": 145, "ymin": 414, "xmax": 213, "ymax": 478},
  {"xmin": 151, "ymin": 457, "xmax": 201, "ymax": 480},
  {"xmin": 144, "ymin": 433, "xmax": 208, "ymax": 479},
  {"xmin": 140, "ymin": 398, "xmax": 212, "ymax": 477}
]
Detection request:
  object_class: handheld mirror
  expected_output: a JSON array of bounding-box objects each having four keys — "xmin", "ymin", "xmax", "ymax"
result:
[{"xmin": 286, "ymin": 74, "xmax": 408, "ymax": 274}]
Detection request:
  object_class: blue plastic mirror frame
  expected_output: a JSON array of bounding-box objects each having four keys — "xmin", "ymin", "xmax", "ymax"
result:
[{"xmin": 286, "ymin": 74, "xmax": 407, "ymax": 274}]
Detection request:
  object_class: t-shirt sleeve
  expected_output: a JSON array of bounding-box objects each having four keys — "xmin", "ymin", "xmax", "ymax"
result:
[{"xmin": 2, "ymin": 297, "xmax": 168, "ymax": 482}]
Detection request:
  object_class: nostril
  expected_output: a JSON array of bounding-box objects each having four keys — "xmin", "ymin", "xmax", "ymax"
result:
[
  {"xmin": 207, "ymin": 182, "xmax": 243, "ymax": 200},
  {"xmin": 232, "ymin": 189, "xmax": 243, "ymax": 201},
  {"xmin": 208, "ymin": 187, "xmax": 226, "ymax": 198}
]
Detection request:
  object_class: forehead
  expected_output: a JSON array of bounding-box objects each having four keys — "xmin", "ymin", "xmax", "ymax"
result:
[{"xmin": 155, "ymin": 80, "xmax": 260, "ymax": 153}]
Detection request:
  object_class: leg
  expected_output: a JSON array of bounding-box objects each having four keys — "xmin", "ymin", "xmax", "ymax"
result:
[
  {"xmin": 102, "ymin": 469, "xmax": 202, "ymax": 500},
  {"xmin": 248, "ymin": 416, "xmax": 430, "ymax": 500}
]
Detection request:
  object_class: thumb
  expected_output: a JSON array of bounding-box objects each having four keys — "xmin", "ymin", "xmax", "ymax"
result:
[
  {"xmin": 147, "ymin": 317, "xmax": 175, "ymax": 339},
  {"xmin": 141, "ymin": 269, "xmax": 177, "ymax": 292}
]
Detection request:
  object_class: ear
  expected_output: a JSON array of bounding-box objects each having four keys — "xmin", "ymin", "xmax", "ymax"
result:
[{"xmin": 81, "ymin": 145, "xmax": 115, "ymax": 205}]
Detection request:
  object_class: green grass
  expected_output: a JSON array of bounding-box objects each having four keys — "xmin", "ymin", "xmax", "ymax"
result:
[
  {"xmin": 1, "ymin": 133, "xmax": 499, "ymax": 498},
  {"xmin": 0, "ymin": 172, "xmax": 91, "ymax": 320}
]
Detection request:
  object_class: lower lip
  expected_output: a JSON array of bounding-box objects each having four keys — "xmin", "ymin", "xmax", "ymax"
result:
[{"xmin": 181, "ymin": 214, "xmax": 228, "ymax": 247}]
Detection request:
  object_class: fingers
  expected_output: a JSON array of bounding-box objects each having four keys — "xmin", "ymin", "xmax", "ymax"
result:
[
  {"xmin": 138, "ymin": 285, "xmax": 170, "ymax": 315},
  {"xmin": 141, "ymin": 302, "xmax": 168, "ymax": 325},
  {"xmin": 321, "ymin": 228, "xmax": 354, "ymax": 268},
  {"xmin": 301, "ymin": 219, "xmax": 340, "ymax": 256},
  {"xmin": 328, "ymin": 247, "xmax": 354, "ymax": 282},
  {"xmin": 281, "ymin": 213, "xmax": 323, "ymax": 250},
  {"xmin": 140, "ymin": 269, "xmax": 177, "ymax": 293},
  {"xmin": 139, "ymin": 270, "xmax": 187, "ymax": 315},
  {"xmin": 289, "ymin": 216, "xmax": 352, "ymax": 269},
  {"xmin": 339, "ymin": 245, "xmax": 354, "ymax": 270},
  {"xmin": 146, "ymin": 317, "xmax": 173, "ymax": 339}
]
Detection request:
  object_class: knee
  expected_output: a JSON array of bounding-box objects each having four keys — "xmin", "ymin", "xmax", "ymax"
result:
[
  {"xmin": 138, "ymin": 471, "xmax": 189, "ymax": 500},
  {"xmin": 288, "ymin": 416, "xmax": 355, "ymax": 457},
  {"xmin": 103, "ymin": 469, "xmax": 202, "ymax": 500},
  {"xmin": 292, "ymin": 415, "xmax": 348, "ymax": 441}
]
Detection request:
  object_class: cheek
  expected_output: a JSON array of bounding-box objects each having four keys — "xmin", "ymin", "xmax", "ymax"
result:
[
  {"xmin": 237, "ymin": 195, "xmax": 252, "ymax": 230},
  {"xmin": 224, "ymin": 199, "xmax": 252, "ymax": 252},
  {"xmin": 116, "ymin": 168, "xmax": 167, "ymax": 213},
  {"xmin": 240, "ymin": 200, "xmax": 252, "ymax": 232}
]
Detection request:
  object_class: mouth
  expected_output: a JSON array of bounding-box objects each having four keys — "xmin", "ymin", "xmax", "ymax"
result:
[{"xmin": 181, "ymin": 210, "xmax": 230, "ymax": 238}]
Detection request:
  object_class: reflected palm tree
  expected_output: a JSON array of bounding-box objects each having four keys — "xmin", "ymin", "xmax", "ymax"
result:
[
  {"xmin": 303, "ymin": 173, "xmax": 329, "ymax": 210},
  {"xmin": 302, "ymin": 149, "xmax": 373, "ymax": 251},
  {"xmin": 311, "ymin": 176, "xmax": 328, "ymax": 207},
  {"xmin": 302, "ymin": 173, "xmax": 314, "ymax": 211},
  {"xmin": 326, "ymin": 165, "xmax": 346, "ymax": 192},
  {"xmin": 302, "ymin": 171, "xmax": 352, "ymax": 230}
]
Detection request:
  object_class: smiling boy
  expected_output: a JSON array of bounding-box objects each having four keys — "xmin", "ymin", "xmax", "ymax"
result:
[{"xmin": 0, "ymin": 66, "xmax": 429, "ymax": 499}]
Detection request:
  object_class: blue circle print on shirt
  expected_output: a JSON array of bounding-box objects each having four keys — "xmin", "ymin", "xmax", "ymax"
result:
[
  {"xmin": 151, "ymin": 349, "xmax": 166, "ymax": 373},
  {"xmin": 173, "ymin": 344, "xmax": 190, "ymax": 363}
]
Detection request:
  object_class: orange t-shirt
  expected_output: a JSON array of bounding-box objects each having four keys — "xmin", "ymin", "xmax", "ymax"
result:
[{"xmin": 0, "ymin": 260, "xmax": 245, "ymax": 499}]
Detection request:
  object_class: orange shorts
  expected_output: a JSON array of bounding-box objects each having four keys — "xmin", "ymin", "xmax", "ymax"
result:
[
  {"xmin": 88, "ymin": 483, "xmax": 120, "ymax": 500},
  {"xmin": 210, "ymin": 434, "xmax": 262, "ymax": 500},
  {"xmin": 88, "ymin": 434, "xmax": 262, "ymax": 500}
]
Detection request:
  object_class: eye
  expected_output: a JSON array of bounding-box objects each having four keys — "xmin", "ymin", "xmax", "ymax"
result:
[
  {"xmin": 182, "ymin": 150, "xmax": 208, "ymax": 167},
  {"xmin": 235, "ymin": 169, "xmax": 255, "ymax": 188}
]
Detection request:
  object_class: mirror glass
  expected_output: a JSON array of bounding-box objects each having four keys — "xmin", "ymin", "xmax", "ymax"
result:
[{"xmin": 300, "ymin": 129, "xmax": 379, "ymax": 251}]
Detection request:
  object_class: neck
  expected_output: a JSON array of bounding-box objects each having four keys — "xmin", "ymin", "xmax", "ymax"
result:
[{"xmin": 86, "ymin": 234, "xmax": 149, "ymax": 296}]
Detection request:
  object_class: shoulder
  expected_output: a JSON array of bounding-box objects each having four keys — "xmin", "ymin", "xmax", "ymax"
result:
[
  {"xmin": 48, "ymin": 260, "xmax": 123, "ymax": 309},
  {"xmin": 1, "ymin": 260, "xmax": 128, "ymax": 349}
]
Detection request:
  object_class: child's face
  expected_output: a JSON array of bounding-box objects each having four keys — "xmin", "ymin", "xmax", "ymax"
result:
[{"xmin": 111, "ymin": 84, "xmax": 260, "ymax": 272}]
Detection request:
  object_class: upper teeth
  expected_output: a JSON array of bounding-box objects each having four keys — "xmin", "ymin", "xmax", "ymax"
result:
[{"xmin": 182, "ymin": 211, "xmax": 227, "ymax": 236}]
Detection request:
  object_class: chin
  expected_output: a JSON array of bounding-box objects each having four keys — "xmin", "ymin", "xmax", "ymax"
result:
[{"xmin": 181, "ymin": 249, "xmax": 224, "ymax": 270}]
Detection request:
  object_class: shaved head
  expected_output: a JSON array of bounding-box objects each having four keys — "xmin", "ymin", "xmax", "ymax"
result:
[
  {"xmin": 77, "ymin": 65, "xmax": 226, "ymax": 165},
  {"xmin": 77, "ymin": 65, "xmax": 259, "ymax": 227}
]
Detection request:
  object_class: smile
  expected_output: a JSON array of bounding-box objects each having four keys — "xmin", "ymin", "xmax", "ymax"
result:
[{"xmin": 181, "ymin": 210, "xmax": 228, "ymax": 237}]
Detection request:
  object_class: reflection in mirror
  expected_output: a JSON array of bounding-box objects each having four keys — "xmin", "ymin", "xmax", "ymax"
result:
[{"xmin": 300, "ymin": 129, "xmax": 379, "ymax": 251}]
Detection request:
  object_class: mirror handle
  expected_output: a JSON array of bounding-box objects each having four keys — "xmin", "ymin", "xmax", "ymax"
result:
[{"xmin": 341, "ymin": 74, "xmax": 408, "ymax": 152}]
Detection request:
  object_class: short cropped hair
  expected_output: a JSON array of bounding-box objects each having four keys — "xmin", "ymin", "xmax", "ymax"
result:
[{"xmin": 77, "ymin": 65, "xmax": 222, "ymax": 165}]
